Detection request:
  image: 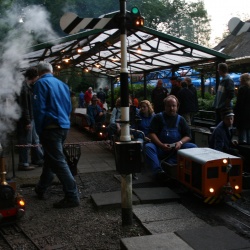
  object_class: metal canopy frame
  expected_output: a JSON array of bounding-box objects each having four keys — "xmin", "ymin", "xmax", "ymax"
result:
[{"xmin": 23, "ymin": 12, "xmax": 231, "ymax": 78}]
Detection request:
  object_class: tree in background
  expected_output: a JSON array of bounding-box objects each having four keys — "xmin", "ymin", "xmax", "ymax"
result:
[
  {"xmin": 157, "ymin": 0, "xmax": 211, "ymax": 47},
  {"xmin": 0, "ymin": 0, "xmax": 211, "ymax": 46},
  {"xmin": 0, "ymin": 0, "xmax": 14, "ymax": 42}
]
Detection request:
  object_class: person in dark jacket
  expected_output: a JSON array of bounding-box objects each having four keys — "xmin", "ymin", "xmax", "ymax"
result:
[
  {"xmin": 213, "ymin": 63, "xmax": 235, "ymax": 125},
  {"xmin": 33, "ymin": 61, "xmax": 80, "ymax": 209},
  {"xmin": 234, "ymin": 73, "xmax": 250, "ymax": 144},
  {"xmin": 151, "ymin": 79, "xmax": 168, "ymax": 114},
  {"xmin": 169, "ymin": 76, "xmax": 181, "ymax": 98},
  {"xmin": 209, "ymin": 107, "xmax": 239, "ymax": 156},
  {"xmin": 17, "ymin": 67, "xmax": 44, "ymax": 171},
  {"xmin": 178, "ymin": 81, "xmax": 197, "ymax": 125},
  {"xmin": 97, "ymin": 88, "xmax": 106, "ymax": 104},
  {"xmin": 185, "ymin": 77, "xmax": 199, "ymax": 123}
]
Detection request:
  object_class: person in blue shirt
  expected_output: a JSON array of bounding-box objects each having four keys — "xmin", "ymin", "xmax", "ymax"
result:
[
  {"xmin": 78, "ymin": 91, "xmax": 84, "ymax": 108},
  {"xmin": 32, "ymin": 61, "xmax": 80, "ymax": 209},
  {"xmin": 133, "ymin": 100, "xmax": 155, "ymax": 141}
]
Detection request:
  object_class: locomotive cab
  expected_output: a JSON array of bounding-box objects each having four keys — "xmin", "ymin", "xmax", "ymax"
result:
[{"xmin": 177, "ymin": 148, "xmax": 242, "ymax": 204}]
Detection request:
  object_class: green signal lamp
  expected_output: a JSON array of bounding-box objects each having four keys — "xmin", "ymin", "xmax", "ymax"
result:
[
  {"xmin": 130, "ymin": 7, "xmax": 144, "ymax": 27},
  {"xmin": 131, "ymin": 7, "xmax": 140, "ymax": 15}
]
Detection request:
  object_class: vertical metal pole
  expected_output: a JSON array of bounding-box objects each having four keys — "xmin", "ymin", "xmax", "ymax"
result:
[
  {"xmin": 111, "ymin": 77, "xmax": 115, "ymax": 109},
  {"xmin": 143, "ymin": 71, "xmax": 147, "ymax": 100},
  {"xmin": 200, "ymin": 70, "xmax": 205, "ymax": 99},
  {"xmin": 120, "ymin": 0, "xmax": 133, "ymax": 226},
  {"xmin": 11, "ymin": 139, "xmax": 15, "ymax": 178}
]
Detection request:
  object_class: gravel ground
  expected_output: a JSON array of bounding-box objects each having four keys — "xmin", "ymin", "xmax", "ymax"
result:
[
  {"xmin": 4, "ymin": 167, "xmax": 250, "ymax": 249},
  {"xmin": 15, "ymin": 170, "xmax": 148, "ymax": 250}
]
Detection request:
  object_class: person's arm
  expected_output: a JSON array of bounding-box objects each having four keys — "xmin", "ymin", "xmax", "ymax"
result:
[
  {"xmin": 225, "ymin": 79, "xmax": 235, "ymax": 106},
  {"xmin": 97, "ymin": 105, "xmax": 104, "ymax": 116},
  {"xmin": 148, "ymin": 132, "xmax": 176, "ymax": 151},
  {"xmin": 110, "ymin": 108, "xmax": 117, "ymax": 124},
  {"xmin": 175, "ymin": 136, "xmax": 191, "ymax": 150}
]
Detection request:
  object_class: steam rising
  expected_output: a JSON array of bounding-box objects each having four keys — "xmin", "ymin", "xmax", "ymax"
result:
[{"xmin": 0, "ymin": 5, "xmax": 58, "ymax": 144}]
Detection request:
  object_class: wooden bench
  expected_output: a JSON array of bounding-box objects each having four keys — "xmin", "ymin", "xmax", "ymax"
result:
[{"xmin": 193, "ymin": 110, "xmax": 216, "ymax": 128}]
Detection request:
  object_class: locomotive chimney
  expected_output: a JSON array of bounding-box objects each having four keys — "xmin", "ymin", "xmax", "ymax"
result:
[{"xmin": 0, "ymin": 143, "xmax": 8, "ymax": 185}]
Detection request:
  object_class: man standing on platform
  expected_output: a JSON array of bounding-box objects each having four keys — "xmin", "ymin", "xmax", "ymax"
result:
[
  {"xmin": 97, "ymin": 87, "xmax": 106, "ymax": 104},
  {"xmin": 213, "ymin": 63, "xmax": 235, "ymax": 125},
  {"xmin": 151, "ymin": 79, "xmax": 168, "ymax": 114},
  {"xmin": 17, "ymin": 67, "xmax": 44, "ymax": 171},
  {"xmin": 84, "ymin": 87, "xmax": 93, "ymax": 107},
  {"xmin": 32, "ymin": 61, "xmax": 80, "ymax": 209}
]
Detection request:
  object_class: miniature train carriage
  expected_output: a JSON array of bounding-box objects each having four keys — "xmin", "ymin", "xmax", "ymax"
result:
[{"xmin": 177, "ymin": 148, "xmax": 242, "ymax": 204}]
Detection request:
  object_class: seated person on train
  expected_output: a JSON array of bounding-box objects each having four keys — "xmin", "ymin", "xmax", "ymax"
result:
[
  {"xmin": 145, "ymin": 95, "xmax": 197, "ymax": 180},
  {"xmin": 131, "ymin": 100, "xmax": 155, "ymax": 142},
  {"xmin": 87, "ymin": 95, "xmax": 106, "ymax": 128},
  {"xmin": 209, "ymin": 107, "xmax": 239, "ymax": 156},
  {"xmin": 107, "ymin": 97, "xmax": 122, "ymax": 139},
  {"xmin": 107, "ymin": 96, "xmax": 136, "ymax": 140}
]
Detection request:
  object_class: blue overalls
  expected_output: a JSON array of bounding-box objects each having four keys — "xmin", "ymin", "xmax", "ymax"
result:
[{"xmin": 145, "ymin": 113, "xmax": 196, "ymax": 175}]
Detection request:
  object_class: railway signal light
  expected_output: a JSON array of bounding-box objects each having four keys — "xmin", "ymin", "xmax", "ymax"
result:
[{"xmin": 127, "ymin": 7, "xmax": 144, "ymax": 28}]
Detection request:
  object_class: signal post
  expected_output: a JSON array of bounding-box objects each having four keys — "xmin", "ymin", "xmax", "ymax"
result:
[
  {"xmin": 115, "ymin": 0, "xmax": 145, "ymax": 226},
  {"xmin": 60, "ymin": 1, "xmax": 144, "ymax": 226},
  {"xmin": 119, "ymin": 0, "xmax": 133, "ymax": 226}
]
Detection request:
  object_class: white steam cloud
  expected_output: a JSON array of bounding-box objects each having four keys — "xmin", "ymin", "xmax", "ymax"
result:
[
  {"xmin": 0, "ymin": 4, "xmax": 58, "ymax": 146},
  {"xmin": 96, "ymin": 77, "xmax": 109, "ymax": 91}
]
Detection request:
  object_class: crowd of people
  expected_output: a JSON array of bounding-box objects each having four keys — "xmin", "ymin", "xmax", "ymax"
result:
[
  {"xmin": 105, "ymin": 62, "xmax": 250, "ymax": 181},
  {"xmin": 16, "ymin": 60, "xmax": 250, "ymax": 207}
]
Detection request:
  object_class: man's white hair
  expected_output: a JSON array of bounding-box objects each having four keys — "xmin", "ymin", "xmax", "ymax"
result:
[{"xmin": 37, "ymin": 61, "xmax": 53, "ymax": 74}]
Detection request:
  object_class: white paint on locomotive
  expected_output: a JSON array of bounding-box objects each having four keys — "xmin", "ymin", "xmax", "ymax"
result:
[{"xmin": 177, "ymin": 147, "xmax": 240, "ymax": 164}]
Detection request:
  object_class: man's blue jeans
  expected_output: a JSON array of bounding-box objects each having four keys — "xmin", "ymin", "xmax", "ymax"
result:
[
  {"xmin": 36, "ymin": 128, "xmax": 79, "ymax": 202},
  {"xmin": 18, "ymin": 120, "xmax": 43, "ymax": 166}
]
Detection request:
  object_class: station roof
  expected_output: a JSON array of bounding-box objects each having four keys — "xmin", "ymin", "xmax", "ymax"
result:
[{"xmin": 23, "ymin": 12, "xmax": 231, "ymax": 77}]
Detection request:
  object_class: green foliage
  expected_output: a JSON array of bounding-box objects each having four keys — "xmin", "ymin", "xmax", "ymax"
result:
[
  {"xmin": 107, "ymin": 84, "xmax": 219, "ymax": 112},
  {"xmin": 106, "ymin": 84, "xmax": 155, "ymax": 108},
  {"xmin": 0, "ymin": 0, "xmax": 211, "ymax": 47},
  {"xmin": 197, "ymin": 90, "xmax": 215, "ymax": 110},
  {"xmin": 157, "ymin": 0, "xmax": 211, "ymax": 46},
  {"xmin": 198, "ymin": 98, "xmax": 214, "ymax": 111}
]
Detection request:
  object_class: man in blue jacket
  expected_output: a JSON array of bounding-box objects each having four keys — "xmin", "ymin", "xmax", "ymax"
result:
[{"xmin": 32, "ymin": 61, "xmax": 80, "ymax": 209}]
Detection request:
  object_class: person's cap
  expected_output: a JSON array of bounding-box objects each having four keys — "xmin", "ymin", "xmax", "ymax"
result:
[
  {"xmin": 221, "ymin": 107, "xmax": 234, "ymax": 117},
  {"xmin": 88, "ymin": 87, "xmax": 92, "ymax": 90}
]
